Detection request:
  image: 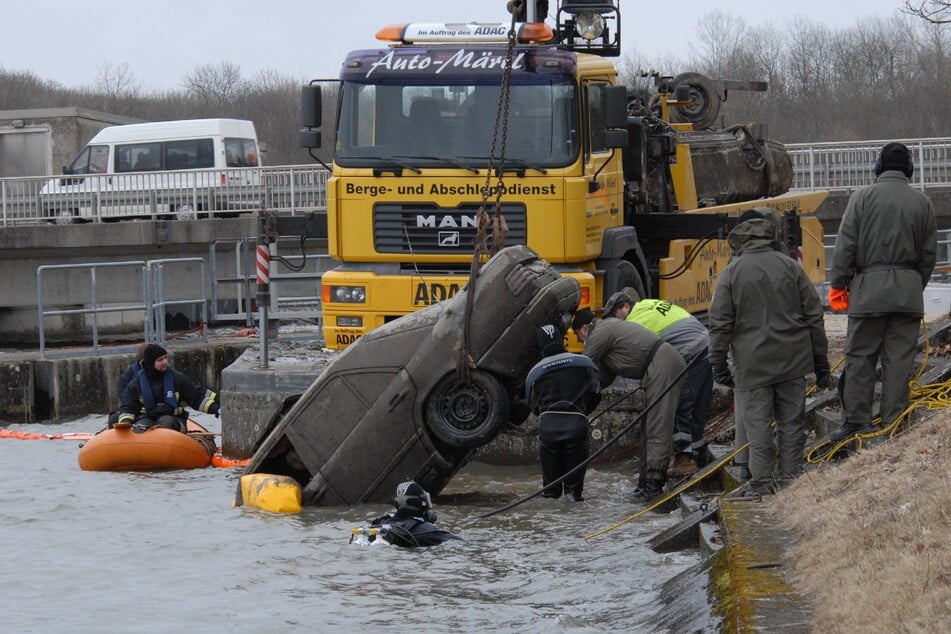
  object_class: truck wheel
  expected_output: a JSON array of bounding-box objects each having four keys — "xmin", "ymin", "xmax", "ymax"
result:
[
  {"xmin": 669, "ymin": 72, "xmax": 720, "ymax": 130},
  {"xmin": 425, "ymin": 370, "xmax": 509, "ymax": 450},
  {"xmin": 614, "ymin": 260, "xmax": 647, "ymax": 301}
]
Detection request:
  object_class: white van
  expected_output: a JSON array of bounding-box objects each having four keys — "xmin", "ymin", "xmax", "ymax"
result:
[{"xmin": 41, "ymin": 118, "xmax": 262, "ymax": 222}]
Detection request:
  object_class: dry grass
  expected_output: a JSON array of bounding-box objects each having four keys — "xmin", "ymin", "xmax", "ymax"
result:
[{"xmin": 771, "ymin": 412, "xmax": 951, "ymax": 632}]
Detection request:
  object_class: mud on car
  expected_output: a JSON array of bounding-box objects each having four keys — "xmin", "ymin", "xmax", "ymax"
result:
[{"xmin": 236, "ymin": 245, "xmax": 581, "ymax": 506}]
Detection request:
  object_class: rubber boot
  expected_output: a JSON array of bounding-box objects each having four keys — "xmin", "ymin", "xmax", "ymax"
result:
[
  {"xmin": 539, "ymin": 445, "xmax": 563, "ymax": 499},
  {"xmin": 828, "ymin": 422, "xmax": 875, "ymax": 442}
]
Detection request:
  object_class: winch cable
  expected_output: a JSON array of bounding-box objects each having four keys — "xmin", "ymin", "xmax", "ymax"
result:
[
  {"xmin": 456, "ymin": 3, "xmax": 518, "ymax": 383},
  {"xmin": 465, "ymin": 353, "xmax": 701, "ymax": 524}
]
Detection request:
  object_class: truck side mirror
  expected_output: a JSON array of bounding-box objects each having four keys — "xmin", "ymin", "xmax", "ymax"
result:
[
  {"xmin": 300, "ymin": 129, "xmax": 322, "ymax": 150},
  {"xmin": 300, "ymin": 85, "xmax": 322, "ymax": 129},
  {"xmin": 300, "ymin": 85, "xmax": 322, "ymax": 150},
  {"xmin": 603, "ymin": 129, "xmax": 628, "ymax": 149},
  {"xmin": 603, "ymin": 85, "xmax": 628, "ymax": 129}
]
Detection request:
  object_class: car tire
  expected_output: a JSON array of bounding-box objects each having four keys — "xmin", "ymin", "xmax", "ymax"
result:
[{"xmin": 425, "ymin": 370, "xmax": 509, "ymax": 450}]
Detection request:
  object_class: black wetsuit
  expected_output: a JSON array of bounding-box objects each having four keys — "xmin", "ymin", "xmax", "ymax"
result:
[
  {"xmin": 368, "ymin": 510, "xmax": 461, "ymax": 548},
  {"xmin": 525, "ymin": 352, "xmax": 601, "ymax": 500}
]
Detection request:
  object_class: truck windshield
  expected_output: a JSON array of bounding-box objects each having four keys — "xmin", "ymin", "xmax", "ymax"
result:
[{"xmin": 335, "ymin": 80, "xmax": 579, "ymax": 169}]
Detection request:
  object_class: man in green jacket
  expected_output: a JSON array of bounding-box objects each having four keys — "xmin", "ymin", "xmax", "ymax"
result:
[
  {"xmin": 572, "ymin": 308, "xmax": 685, "ymax": 501},
  {"xmin": 709, "ymin": 210, "xmax": 829, "ymax": 496},
  {"xmin": 602, "ymin": 290, "xmax": 712, "ymax": 477},
  {"xmin": 827, "ymin": 142, "xmax": 937, "ymax": 441}
]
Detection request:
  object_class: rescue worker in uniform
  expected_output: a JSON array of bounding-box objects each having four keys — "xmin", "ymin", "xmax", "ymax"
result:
[
  {"xmin": 827, "ymin": 142, "xmax": 937, "ymax": 441},
  {"xmin": 603, "ymin": 290, "xmax": 713, "ymax": 477},
  {"xmin": 572, "ymin": 307, "xmax": 685, "ymax": 501},
  {"xmin": 106, "ymin": 342, "xmax": 147, "ymax": 428},
  {"xmin": 525, "ymin": 324, "xmax": 601, "ymax": 501},
  {"xmin": 366, "ymin": 481, "xmax": 461, "ymax": 548},
  {"xmin": 708, "ymin": 209, "xmax": 829, "ymax": 496},
  {"xmin": 117, "ymin": 343, "xmax": 221, "ymax": 432}
]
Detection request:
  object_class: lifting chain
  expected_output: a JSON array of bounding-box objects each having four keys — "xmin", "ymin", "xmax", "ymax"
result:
[{"xmin": 457, "ymin": 2, "xmax": 521, "ymax": 382}]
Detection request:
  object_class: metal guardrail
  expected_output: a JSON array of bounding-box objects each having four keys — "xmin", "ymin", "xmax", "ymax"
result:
[
  {"xmin": 787, "ymin": 137, "xmax": 951, "ymax": 193},
  {"xmin": 822, "ymin": 229, "xmax": 951, "ymax": 278},
  {"xmin": 1, "ymin": 164, "xmax": 329, "ymax": 226},
  {"xmin": 209, "ymin": 237, "xmax": 331, "ymax": 326},
  {"xmin": 36, "ymin": 258, "xmax": 209, "ymax": 358}
]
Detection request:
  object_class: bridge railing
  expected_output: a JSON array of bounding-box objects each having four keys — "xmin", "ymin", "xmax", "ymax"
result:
[
  {"xmin": 0, "ymin": 164, "xmax": 329, "ymax": 227},
  {"xmin": 787, "ymin": 137, "xmax": 951, "ymax": 192}
]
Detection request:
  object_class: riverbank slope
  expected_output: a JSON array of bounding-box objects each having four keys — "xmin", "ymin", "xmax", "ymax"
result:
[{"xmin": 771, "ymin": 411, "xmax": 950, "ymax": 631}]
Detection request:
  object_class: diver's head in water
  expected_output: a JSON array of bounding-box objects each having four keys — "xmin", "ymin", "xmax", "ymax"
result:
[{"xmin": 392, "ymin": 480, "xmax": 436, "ymax": 522}]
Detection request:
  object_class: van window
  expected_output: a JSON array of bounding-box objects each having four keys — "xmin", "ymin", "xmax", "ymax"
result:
[
  {"xmin": 68, "ymin": 145, "xmax": 109, "ymax": 174},
  {"xmin": 115, "ymin": 138, "xmax": 215, "ymax": 172},
  {"xmin": 116, "ymin": 142, "xmax": 162, "ymax": 172},
  {"xmin": 225, "ymin": 138, "xmax": 258, "ymax": 167},
  {"xmin": 165, "ymin": 138, "xmax": 215, "ymax": 170}
]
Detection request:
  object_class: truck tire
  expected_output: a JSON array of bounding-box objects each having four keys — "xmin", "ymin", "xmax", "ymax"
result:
[
  {"xmin": 425, "ymin": 370, "xmax": 509, "ymax": 450},
  {"xmin": 669, "ymin": 72, "xmax": 720, "ymax": 131},
  {"xmin": 614, "ymin": 260, "xmax": 647, "ymax": 302}
]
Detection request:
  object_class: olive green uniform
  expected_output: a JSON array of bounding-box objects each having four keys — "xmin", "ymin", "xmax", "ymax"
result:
[
  {"xmin": 830, "ymin": 170, "xmax": 937, "ymax": 427},
  {"xmin": 581, "ymin": 318, "xmax": 685, "ymax": 484},
  {"xmin": 708, "ymin": 218, "xmax": 827, "ymax": 488}
]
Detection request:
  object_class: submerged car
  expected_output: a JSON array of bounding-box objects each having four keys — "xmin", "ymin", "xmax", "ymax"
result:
[{"xmin": 235, "ymin": 245, "xmax": 581, "ymax": 506}]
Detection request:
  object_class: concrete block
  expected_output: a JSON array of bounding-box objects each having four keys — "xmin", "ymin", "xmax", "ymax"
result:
[
  {"xmin": 0, "ymin": 361, "xmax": 34, "ymax": 424},
  {"xmin": 923, "ymin": 283, "xmax": 951, "ymax": 320}
]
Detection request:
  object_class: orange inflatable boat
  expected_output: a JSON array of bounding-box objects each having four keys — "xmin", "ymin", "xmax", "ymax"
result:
[{"xmin": 78, "ymin": 420, "xmax": 216, "ymax": 471}]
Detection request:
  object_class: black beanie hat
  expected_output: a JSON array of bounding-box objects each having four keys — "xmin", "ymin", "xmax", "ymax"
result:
[
  {"xmin": 142, "ymin": 344, "xmax": 168, "ymax": 369},
  {"xmin": 571, "ymin": 307, "xmax": 596, "ymax": 332},
  {"xmin": 875, "ymin": 142, "xmax": 913, "ymax": 178},
  {"xmin": 537, "ymin": 324, "xmax": 566, "ymax": 358}
]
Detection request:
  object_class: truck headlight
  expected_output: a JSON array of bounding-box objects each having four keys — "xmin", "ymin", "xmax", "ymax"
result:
[
  {"xmin": 330, "ymin": 286, "xmax": 366, "ymax": 303},
  {"xmin": 575, "ymin": 13, "xmax": 605, "ymax": 40}
]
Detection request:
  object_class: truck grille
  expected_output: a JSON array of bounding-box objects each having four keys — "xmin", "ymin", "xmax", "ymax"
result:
[{"xmin": 374, "ymin": 203, "xmax": 527, "ymax": 254}]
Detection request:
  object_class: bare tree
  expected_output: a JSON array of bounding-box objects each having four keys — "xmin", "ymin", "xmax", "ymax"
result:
[
  {"xmin": 693, "ymin": 11, "xmax": 749, "ymax": 77},
  {"xmin": 903, "ymin": 1, "xmax": 951, "ymax": 23},
  {"xmin": 96, "ymin": 61, "xmax": 141, "ymax": 101},
  {"xmin": 181, "ymin": 61, "xmax": 245, "ymax": 106}
]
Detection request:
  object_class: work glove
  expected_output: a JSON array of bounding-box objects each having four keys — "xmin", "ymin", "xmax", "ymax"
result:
[
  {"xmin": 828, "ymin": 287, "xmax": 849, "ymax": 312},
  {"xmin": 813, "ymin": 355, "xmax": 831, "ymax": 389},
  {"xmin": 712, "ymin": 361, "xmax": 734, "ymax": 388}
]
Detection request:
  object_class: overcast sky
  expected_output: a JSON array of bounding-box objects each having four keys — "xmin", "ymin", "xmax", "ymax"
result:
[{"xmin": 4, "ymin": 0, "xmax": 908, "ymax": 92}]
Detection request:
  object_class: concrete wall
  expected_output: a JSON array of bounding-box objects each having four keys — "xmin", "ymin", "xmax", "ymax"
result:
[{"xmin": 0, "ymin": 342, "xmax": 250, "ymax": 423}]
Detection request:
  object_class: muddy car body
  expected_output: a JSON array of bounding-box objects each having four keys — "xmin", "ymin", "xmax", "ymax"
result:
[{"xmin": 237, "ymin": 245, "xmax": 580, "ymax": 506}]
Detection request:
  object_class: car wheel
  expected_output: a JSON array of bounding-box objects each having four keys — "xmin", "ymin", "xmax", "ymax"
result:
[{"xmin": 425, "ymin": 370, "xmax": 509, "ymax": 450}]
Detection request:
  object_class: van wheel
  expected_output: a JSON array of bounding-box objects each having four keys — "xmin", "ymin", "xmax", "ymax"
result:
[
  {"xmin": 173, "ymin": 203, "xmax": 198, "ymax": 221},
  {"xmin": 49, "ymin": 208, "xmax": 80, "ymax": 225},
  {"xmin": 425, "ymin": 370, "xmax": 509, "ymax": 450}
]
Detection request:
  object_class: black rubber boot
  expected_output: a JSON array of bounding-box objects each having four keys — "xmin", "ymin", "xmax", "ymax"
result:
[{"xmin": 828, "ymin": 422, "xmax": 875, "ymax": 442}]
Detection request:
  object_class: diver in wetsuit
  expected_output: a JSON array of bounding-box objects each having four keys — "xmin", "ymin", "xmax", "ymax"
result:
[
  {"xmin": 366, "ymin": 481, "xmax": 461, "ymax": 548},
  {"xmin": 525, "ymin": 324, "xmax": 601, "ymax": 501}
]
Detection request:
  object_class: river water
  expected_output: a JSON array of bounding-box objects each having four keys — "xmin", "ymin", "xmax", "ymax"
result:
[{"xmin": 1, "ymin": 414, "xmax": 714, "ymax": 633}]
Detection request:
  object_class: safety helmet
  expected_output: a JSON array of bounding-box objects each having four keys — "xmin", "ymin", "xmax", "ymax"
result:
[{"xmin": 393, "ymin": 481, "xmax": 433, "ymax": 514}]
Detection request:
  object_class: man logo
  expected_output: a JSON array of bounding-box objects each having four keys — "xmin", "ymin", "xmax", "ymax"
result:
[{"xmin": 438, "ymin": 231, "xmax": 460, "ymax": 247}]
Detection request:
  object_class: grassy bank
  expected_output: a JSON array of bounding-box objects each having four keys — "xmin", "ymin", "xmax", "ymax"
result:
[{"xmin": 770, "ymin": 412, "xmax": 950, "ymax": 631}]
